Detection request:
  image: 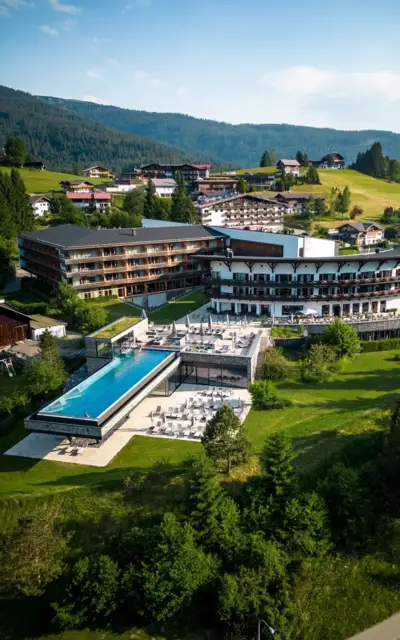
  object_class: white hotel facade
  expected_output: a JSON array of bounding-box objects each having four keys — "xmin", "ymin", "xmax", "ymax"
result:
[{"xmin": 199, "ymin": 230, "xmax": 400, "ymax": 318}]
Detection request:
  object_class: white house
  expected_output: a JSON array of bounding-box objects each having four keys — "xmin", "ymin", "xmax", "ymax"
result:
[
  {"xmin": 152, "ymin": 178, "xmax": 177, "ymax": 198},
  {"xmin": 66, "ymin": 191, "xmax": 111, "ymax": 211},
  {"xmin": 276, "ymin": 159, "xmax": 301, "ymax": 177},
  {"xmin": 83, "ymin": 165, "xmax": 115, "ymax": 179},
  {"xmin": 30, "ymin": 315, "xmax": 67, "ymax": 340},
  {"xmin": 29, "ymin": 195, "xmax": 51, "ymax": 217},
  {"xmin": 197, "ymin": 194, "xmax": 285, "ymax": 232}
]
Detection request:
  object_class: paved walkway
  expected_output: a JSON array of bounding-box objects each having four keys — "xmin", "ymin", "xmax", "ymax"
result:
[{"xmin": 347, "ymin": 614, "xmax": 400, "ymax": 640}]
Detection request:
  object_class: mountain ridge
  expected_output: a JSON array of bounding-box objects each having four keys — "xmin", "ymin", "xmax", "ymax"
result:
[{"xmin": 39, "ymin": 95, "xmax": 400, "ymax": 167}]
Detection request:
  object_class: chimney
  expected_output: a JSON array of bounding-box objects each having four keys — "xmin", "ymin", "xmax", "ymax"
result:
[{"xmin": 132, "ymin": 228, "xmax": 137, "ymax": 236}]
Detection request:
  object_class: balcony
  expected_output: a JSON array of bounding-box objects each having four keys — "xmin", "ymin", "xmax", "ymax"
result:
[
  {"xmin": 205, "ymin": 274, "xmax": 400, "ymax": 288},
  {"xmin": 73, "ymin": 269, "xmax": 207, "ymax": 290},
  {"xmin": 211, "ymin": 288, "xmax": 400, "ymax": 303}
]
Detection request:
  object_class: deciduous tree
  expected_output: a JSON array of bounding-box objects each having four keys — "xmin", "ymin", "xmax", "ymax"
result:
[
  {"xmin": 321, "ymin": 318, "xmax": 360, "ymax": 359},
  {"xmin": 202, "ymin": 404, "xmax": 252, "ymax": 472}
]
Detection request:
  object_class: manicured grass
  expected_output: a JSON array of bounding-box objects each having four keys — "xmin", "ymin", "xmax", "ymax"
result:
[
  {"xmin": 0, "ymin": 167, "xmax": 108, "ymax": 194},
  {"xmin": 93, "ymin": 317, "xmax": 140, "ymax": 338},
  {"xmin": 148, "ymin": 291, "xmax": 209, "ymax": 324}
]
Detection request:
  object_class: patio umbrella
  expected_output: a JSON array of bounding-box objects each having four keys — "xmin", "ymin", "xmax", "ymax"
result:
[
  {"xmin": 244, "ymin": 314, "xmax": 248, "ymax": 326},
  {"xmin": 185, "ymin": 314, "xmax": 191, "ymax": 330},
  {"xmin": 208, "ymin": 314, "xmax": 213, "ymax": 331},
  {"xmin": 141, "ymin": 308, "xmax": 147, "ymax": 319},
  {"xmin": 200, "ymin": 320, "xmax": 205, "ymax": 336},
  {"xmin": 172, "ymin": 320, "xmax": 177, "ymax": 336},
  {"xmin": 226, "ymin": 313, "xmax": 230, "ymax": 327}
]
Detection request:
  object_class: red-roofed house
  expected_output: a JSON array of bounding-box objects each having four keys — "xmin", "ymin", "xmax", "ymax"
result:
[{"xmin": 66, "ymin": 191, "xmax": 111, "ymax": 211}]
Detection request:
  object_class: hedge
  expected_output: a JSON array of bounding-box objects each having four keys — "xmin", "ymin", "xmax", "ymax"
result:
[{"xmin": 361, "ymin": 338, "xmax": 400, "ymax": 352}]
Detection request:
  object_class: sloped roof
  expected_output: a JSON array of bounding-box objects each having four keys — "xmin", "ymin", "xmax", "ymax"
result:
[{"xmin": 278, "ymin": 159, "xmax": 300, "ymax": 167}]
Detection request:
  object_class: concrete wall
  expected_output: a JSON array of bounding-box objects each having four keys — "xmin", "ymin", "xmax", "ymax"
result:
[
  {"xmin": 31, "ymin": 325, "xmax": 66, "ymax": 340},
  {"xmin": 300, "ymin": 236, "xmax": 336, "ymax": 257}
]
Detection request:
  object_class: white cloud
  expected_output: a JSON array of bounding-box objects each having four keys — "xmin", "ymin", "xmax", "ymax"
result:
[
  {"xmin": 0, "ymin": 0, "xmax": 34, "ymax": 18},
  {"xmin": 255, "ymin": 65, "xmax": 400, "ymax": 130},
  {"xmin": 49, "ymin": 0, "xmax": 81, "ymax": 14},
  {"xmin": 86, "ymin": 67, "xmax": 102, "ymax": 79},
  {"xmin": 88, "ymin": 36, "xmax": 110, "ymax": 51},
  {"xmin": 40, "ymin": 23, "xmax": 58, "ymax": 35},
  {"xmin": 132, "ymin": 69, "xmax": 167, "ymax": 89},
  {"xmin": 176, "ymin": 85, "xmax": 187, "ymax": 97}
]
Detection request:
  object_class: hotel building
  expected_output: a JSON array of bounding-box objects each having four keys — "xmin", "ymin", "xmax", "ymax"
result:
[
  {"xmin": 198, "ymin": 194, "xmax": 286, "ymax": 232},
  {"xmin": 198, "ymin": 229, "xmax": 400, "ymax": 319},
  {"xmin": 18, "ymin": 224, "xmax": 225, "ymax": 307}
]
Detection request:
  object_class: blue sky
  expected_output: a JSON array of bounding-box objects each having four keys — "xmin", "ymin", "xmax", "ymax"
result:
[{"xmin": 1, "ymin": 0, "xmax": 400, "ymax": 130}]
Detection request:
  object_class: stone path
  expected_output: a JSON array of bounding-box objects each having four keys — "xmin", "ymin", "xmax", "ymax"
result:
[{"xmin": 346, "ymin": 614, "xmax": 400, "ymax": 640}]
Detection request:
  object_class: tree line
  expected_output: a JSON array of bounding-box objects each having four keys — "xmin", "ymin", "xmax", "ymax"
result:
[{"xmin": 351, "ymin": 141, "xmax": 400, "ymax": 182}]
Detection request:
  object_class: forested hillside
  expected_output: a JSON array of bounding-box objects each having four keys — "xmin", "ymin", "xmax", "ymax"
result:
[
  {"xmin": 0, "ymin": 86, "xmax": 203, "ymax": 173},
  {"xmin": 40, "ymin": 95, "xmax": 400, "ymax": 167}
]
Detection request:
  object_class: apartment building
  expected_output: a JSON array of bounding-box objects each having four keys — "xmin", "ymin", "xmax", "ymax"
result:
[
  {"xmin": 18, "ymin": 224, "xmax": 225, "ymax": 304},
  {"xmin": 197, "ymin": 194, "xmax": 285, "ymax": 232},
  {"xmin": 141, "ymin": 163, "xmax": 211, "ymax": 183}
]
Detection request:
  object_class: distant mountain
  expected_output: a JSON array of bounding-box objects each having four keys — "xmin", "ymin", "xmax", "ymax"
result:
[
  {"xmin": 39, "ymin": 96, "xmax": 400, "ymax": 167},
  {"xmin": 0, "ymin": 86, "xmax": 209, "ymax": 173}
]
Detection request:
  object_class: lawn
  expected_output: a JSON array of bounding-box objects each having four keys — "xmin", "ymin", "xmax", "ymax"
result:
[
  {"xmin": 235, "ymin": 165, "xmax": 276, "ymax": 175},
  {"xmin": 0, "ymin": 167, "xmax": 108, "ymax": 194},
  {"xmin": 1, "ymin": 349, "xmax": 400, "ymax": 640},
  {"xmin": 93, "ymin": 317, "xmax": 140, "ymax": 338}
]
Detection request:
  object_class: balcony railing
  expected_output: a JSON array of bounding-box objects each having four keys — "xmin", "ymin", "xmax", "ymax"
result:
[
  {"xmin": 212, "ymin": 288, "xmax": 400, "ymax": 302},
  {"xmin": 205, "ymin": 275, "xmax": 400, "ymax": 288},
  {"xmin": 73, "ymin": 270, "xmax": 206, "ymax": 290}
]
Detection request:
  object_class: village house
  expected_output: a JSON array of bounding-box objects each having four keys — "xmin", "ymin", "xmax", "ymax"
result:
[
  {"xmin": 198, "ymin": 193, "xmax": 285, "ymax": 232},
  {"xmin": 151, "ymin": 178, "xmax": 176, "ymax": 198},
  {"xmin": 276, "ymin": 159, "xmax": 301, "ymax": 177},
  {"xmin": 29, "ymin": 195, "xmax": 51, "ymax": 217},
  {"xmin": 141, "ymin": 163, "xmax": 211, "ymax": 183},
  {"xmin": 332, "ymin": 222, "xmax": 384, "ymax": 247},
  {"xmin": 60, "ymin": 180, "xmax": 95, "ymax": 193},
  {"xmin": 24, "ymin": 160, "xmax": 46, "ymax": 170},
  {"xmin": 241, "ymin": 173, "xmax": 276, "ymax": 190},
  {"xmin": 195, "ymin": 177, "xmax": 238, "ymax": 194},
  {"xmin": 66, "ymin": 191, "xmax": 111, "ymax": 211},
  {"xmin": 274, "ymin": 192, "xmax": 326, "ymax": 214},
  {"xmin": 83, "ymin": 165, "xmax": 116, "ymax": 179},
  {"xmin": 318, "ymin": 153, "xmax": 345, "ymax": 169}
]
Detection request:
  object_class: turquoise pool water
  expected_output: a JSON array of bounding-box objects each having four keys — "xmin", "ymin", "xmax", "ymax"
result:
[{"xmin": 38, "ymin": 349, "xmax": 173, "ymax": 420}]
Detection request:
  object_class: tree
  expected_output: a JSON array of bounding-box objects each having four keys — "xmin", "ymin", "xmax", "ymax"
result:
[
  {"xmin": 281, "ymin": 493, "xmax": 331, "ymax": 558},
  {"xmin": 123, "ymin": 187, "xmax": 145, "ymax": 216},
  {"xmin": 56, "ymin": 282, "xmax": 80, "ymax": 315},
  {"xmin": 350, "ymin": 205, "xmax": 363, "ymax": 219},
  {"xmin": 351, "ymin": 141, "xmax": 387, "ymax": 179},
  {"xmin": 50, "ymin": 194, "xmax": 86, "ymax": 226},
  {"xmin": 153, "ymin": 197, "xmax": 172, "ymax": 220},
  {"xmin": 261, "ymin": 432, "xmax": 295, "ymax": 500},
  {"xmin": 39, "ymin": 328, "xmax": 61, "ymax": 363},
  {"xmin": 260, "ymin": 150, "xmax": 271, "ymax": 167},
  {"xmin": 0, "ymin": 508, "xmax": 67, "ymax": 597},
  {"xmin": 304, "ymin": 196, "xmax": 316, "ymax": 231},
  {"xmin": 123, "ymin": 512, "xmax": 217, "ymax": 622},
  {"xmin": 305, "ymin": 165, "xmax": 321, "ymax": 185},
  {"xmin": 248, "ymin": 379, "xmax": 289, "ymax": 410},
  {"xmin": 24, "ymin": 355, "xmax": 66, "ymax": 397},
  {"xmin": 388, "ymin": 158, "xmax": 400, "ymax": 183},
  {"xmin": 170, "ymin": 172, "xmax": 199, "ymax": 223},
  {"xmin": 74, "ymin": 302, "xmax": 108, "ymax": 334},
  {"xmin": 237, "ymin": 177, "xmax": 249, "ymax": 194},
  {"xmin": 263, "ymin": 347, "xmax": 290, "ymax": 381},
  {"xmin": 202, "ymin": 404, "xmax": 252, "ymax": 472},
  {"xmin": 5, "ymin": 136, "xmax": 26, "ymax": 166},
  {"xmin": 296, "ymin": 150, "xmax": 305, "ymax": 166},
  {"xmin": 10, "ymin": 168, "xmax": 35, "ymax": 232},
  {"xmin": 300, "ymin": 343, "xmax": 338, "ymax": 382},
  {"xmin": 314, "ymin": 197, "xmax": 326, "ymax": 218},
  {"xmin": 321, "ymin": 318, "xmax": 360, "ymax": 359},
  {"xmin": 341, "ymin": 185, "xmax": 351, "ymax": 213},
  {"xmin": 53, "ymin": 555, "xmax": 119, "ymax": 629},
  {"xmin": 143, "ymin": 179, "xmax": 156, "ymax": 218}
]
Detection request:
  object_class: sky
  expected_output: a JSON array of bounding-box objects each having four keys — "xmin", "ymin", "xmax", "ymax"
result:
[{"xmin": 1, "ymin": 0, "xmax": 400, "ymax": 131}]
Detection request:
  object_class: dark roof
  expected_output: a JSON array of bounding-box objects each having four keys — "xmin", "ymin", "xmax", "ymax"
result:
[
  {"xmin": 321, "ymin": 153, "xmax": 344, "ymax": 162},
  {"xmin": 60, "ymin": 180, "xmax": 94, "ymax": 186},
  {"xmin": 0, "ymin": 302, "xmax": 32, "ymax": 323},
  {"xmin": 197, "ymin": 193, "xmax": 283, "ymax": 209},
  {"xmin": 18, "ymin": 224, "xmax": 225, "ymax": 249},
  {"xmin": 29, "ymin": 195, "xmax": 51, "ymax": 204},
  {"xmin": 337, "ymin": 221, "xmax": 384, "ymax": 232},
  {"xmin": 275, "ymin": 192, "xmax": 326, "ymax": 201}
]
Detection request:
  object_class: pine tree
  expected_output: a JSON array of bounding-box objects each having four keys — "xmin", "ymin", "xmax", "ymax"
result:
[
  {"xmin": 260, "ymin": 150, "xmax": 271, "ymax": 167},
  {"xmin": 170, "ymin": 172, "xmax": 199, "ymax": 223},
  {"xmin": 296, "ymin": 150, "xmax": 304, "ymax": 166},
  {"xmin": 5, "ymin": 136, "xmax": 26, "ymax": 167},
  {"xmin": 341, "ymin": 185, "xmax": 351, "ymax": 213},
  {"xmin": 10, "ymin": 168, "xmax": 35, "ymax": 232},
  {"xmin": 261, "ymin": 432, "xmax": 295, "ymax": 500},
  {"xmin": 202, "ymin": 405, "xmax": 252, "ymax": 473},
  {"xmin": 143, "ymin": 179, "xmax": 156, "ymax": 218}
]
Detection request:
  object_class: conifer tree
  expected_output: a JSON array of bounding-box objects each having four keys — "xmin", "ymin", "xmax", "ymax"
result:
[
  {"xmin": 170, "ymin": 172, "xmax": 199, "ymax": 223},
  {"xmin": 5, "ymin": 136, "xmax": 26, "ymax": 167},
  {"xmin": 260, "ymin": 150, "xmax": 271, "ymax": 167},
  {"xmin": 10, "ymin": 168, "xmax": 34, "ymax": 232},
  {"xmin": 143, "ymin": 179, "xmax": 156, "ymax": 218}
]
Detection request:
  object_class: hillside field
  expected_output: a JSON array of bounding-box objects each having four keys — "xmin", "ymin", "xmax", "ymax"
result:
[{"xmin": 0, "ymin": 167, "xmax": 108, "ymax": 194}]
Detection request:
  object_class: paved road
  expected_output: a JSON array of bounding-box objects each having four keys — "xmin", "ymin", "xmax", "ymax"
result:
[{"xmin": 347, "ymin": 613, "xmax": 400, "ymax": 640}]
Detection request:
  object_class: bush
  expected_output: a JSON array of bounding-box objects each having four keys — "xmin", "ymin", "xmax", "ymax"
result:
[
  {"xmin": 248, "ymin": 379, "xmax": 292, "ymax": 410},
  {"xmin": 321, "ymin": 318, "xmax": 360, "ymax": 359},
  {"xmin": 263, "ymin": 347, "xmax": 290, "ymax": 381},
  {"xmin": 361, "ymin": 338, "xmax": 400, "ymax": 352},
  {"xmin": 301, "ymin": 343, "xmax": 339, "ymax": 383}
]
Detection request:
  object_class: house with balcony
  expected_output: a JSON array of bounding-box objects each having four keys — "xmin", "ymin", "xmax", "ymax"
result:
[
  {"xmin": 60, "ymin": 180, "xmax": 95, "ymax": 193},
  {"xmin": 83, "ymin": 165, "xmax": 115, "ymax": 179},
  {"xmin": 276, "ymin": 159, "xmax": 301, "ymax": 177},
  {"xmin": 333, "ymin": 222, "xmax": 384, "ymax": 247},
  {"xmin": 18, "ymin": 224, "xmax": 225, "ymax": 307},
  {"xmin": 65, "ymin": 191, "xmax": 111, "ymax": 211},
  {"xmin": 140, "ymin": 163, "xmax": 211, "ymax": 184},
  {"xmin": 29, "ymin": 195, "xmax": 51, "ymax": 217},
  {"xmin": 197, "ymin": 194, "xmax": 285, "ymax": 232},
  {"xmin": 151, "ymin": 178, "xmax": 176, "ymax": 197},
  {"xmin": 274, "ymin": 192, "xmax": 326, "ymax": 214},
  {"xmin": 318, "ymin": 153, "xmax": 345, "ymax": 169}
]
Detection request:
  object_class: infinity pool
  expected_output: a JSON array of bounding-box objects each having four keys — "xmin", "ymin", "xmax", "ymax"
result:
[{"xmin": 38, "ymin": 349, "xmax": 174, "ymax": 420}]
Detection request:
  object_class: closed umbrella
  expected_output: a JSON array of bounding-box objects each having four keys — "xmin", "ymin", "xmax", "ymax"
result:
[
  {"xmin": 208, "ymin": 314, "xmax": 213, "ymax": 331},
  {"xmin": 141, "ymin": 308, "xmax": 147, "ymax": 319},
  {"xmin": 172, "ymin": 320, "xmax": 177, "ymax": 336},
  {"xmin": 244, "ymin": 314, "xmax": 248, "ymax": 326},
  {"xmin": 200, "ymin": 320, "xmax": 205, "ymax": 336},
  {"xmin": 226, "ymin": 313, "xmax": 230, "ymax": 327},
  {"xmin": 185, "ymin": 314, "xmax": 191, "ymax": 330}
]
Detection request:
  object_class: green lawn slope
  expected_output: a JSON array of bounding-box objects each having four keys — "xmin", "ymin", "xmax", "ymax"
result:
[{"xmin": 0, "ymin": 167, "xmax": 108, "ymax": 193}]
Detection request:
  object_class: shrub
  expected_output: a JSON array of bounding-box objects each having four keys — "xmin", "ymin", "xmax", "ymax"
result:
[
  {"xmin": 321, "ymin": 318, "xmax": 360, "ymax": 359},
  {"xmin": 263, "ymin": 347, "xmax": 290, "ymax": 381},
  {"xmin": 361, "ymin": 338, "xmax": 400, "ymax": 352},
  {"xmin": 249, "ymin": 379, "xmax": 292, "ymax": 410},
  {"xmin": 300, "ymin": 343, "xmax": 339, "ymax": 383}
]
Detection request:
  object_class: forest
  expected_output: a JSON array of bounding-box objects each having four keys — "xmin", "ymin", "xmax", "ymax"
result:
[
  {"xmin": 40, "ymin": 94, "xmax": 400, "ymax": 167},
  {"xmin": 0, "ymin": 86, "xmax": 210, "ymax": 173}
]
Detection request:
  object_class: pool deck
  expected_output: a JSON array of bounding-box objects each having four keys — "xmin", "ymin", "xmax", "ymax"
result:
[{"xmin": 6, "ymin": 384, "xmax": 251, "ymax": 467}]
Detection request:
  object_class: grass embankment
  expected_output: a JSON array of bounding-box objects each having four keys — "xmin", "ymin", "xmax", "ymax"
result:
[
  {"xmin": 0, "ymin": 167, "xmax": 108, "ymax": 193},
  {"xmin": 235, "ymin": 165, "xmax": 276, "ymax": 175},
  {"xmin": 93, "ymin": 317, "xmax": 140, "ymax": 338},
  {"xmin": 1, "ymin": 350, "xmax": 400, "ymax": 640}
]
